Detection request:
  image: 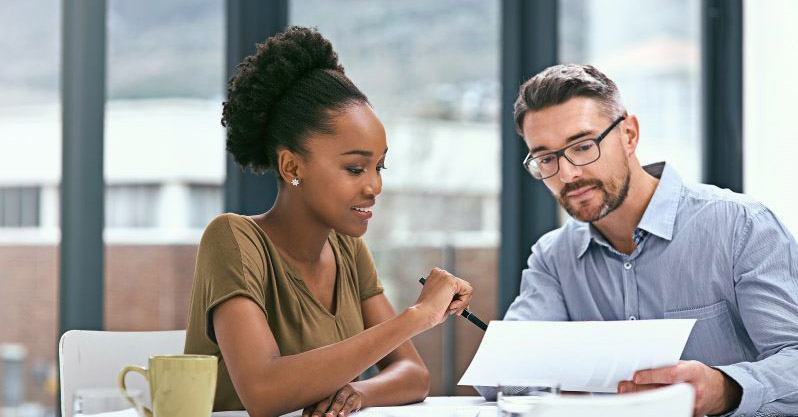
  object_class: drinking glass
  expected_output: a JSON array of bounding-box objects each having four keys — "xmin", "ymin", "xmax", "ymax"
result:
[
  {"xmin": 73, "ymin": 387, "xmax": 144, "ymax": 416},
  {"xmin": 496, "ymin": 380, "xmax": 560, "ymax": 417}
]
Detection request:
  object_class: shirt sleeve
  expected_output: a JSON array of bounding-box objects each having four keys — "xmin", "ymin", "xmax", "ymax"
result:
[
  {"xmin": 354, "ymin": 237, "xmax": 384, "ymax": 301},
  {"xmin": 715, "ymin": 208, "xmax": 798, "ymax": 416},
  {"xmin": 196, "ymin": 215, "xmax": 268, "ymax": 344},
  {"xmin": 503, "ymin": 238, "xmax": 570, "ymax": 321}
]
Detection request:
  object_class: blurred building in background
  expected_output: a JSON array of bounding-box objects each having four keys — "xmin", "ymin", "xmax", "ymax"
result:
[{"xmin": 1, "ymin": 0, "xmax": 794, "ymax": 415}]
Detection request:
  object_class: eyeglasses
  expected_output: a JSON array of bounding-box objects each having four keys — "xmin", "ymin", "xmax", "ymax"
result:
[{"xmin": 522, "ymin": 116, "xmax": 626, "ymax": 180}]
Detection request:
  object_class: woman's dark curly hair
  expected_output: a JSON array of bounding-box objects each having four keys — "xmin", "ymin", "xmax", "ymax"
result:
[{"xmin": 222, "ymin": 26, "xmax": 369, "ymax": 175}]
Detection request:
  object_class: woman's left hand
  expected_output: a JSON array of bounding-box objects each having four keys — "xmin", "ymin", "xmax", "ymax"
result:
[{"xmin": 302, "ymin": 383, "xmax": 364, "ymax": 417}]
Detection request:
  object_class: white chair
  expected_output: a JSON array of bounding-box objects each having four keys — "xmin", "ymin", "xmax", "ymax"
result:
[
  {"xmin": 532, "ymin": 383, "xmax": 695, "ymax": 417},
  {"xmin": 58, "ymin": 330, "xmax": 186, "ymax": 417}
]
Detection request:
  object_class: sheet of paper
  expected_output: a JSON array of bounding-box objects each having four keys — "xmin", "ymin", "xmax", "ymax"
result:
[
  {"xmin": 350, "ymin": 406, "xmax": 487, "ymax": 417},
  {"xmin": 532, "ymin": 383, "xmax": 694, "ymax": 417},
  {"xmin": 347, "ymin": 397, "xmax": 491, "ymax": 417},
  {"xmin": 458, "ymin": 319, "xmax": 695, "ymax": 392},
  {"xmin": 75, "ymin": 409, "xmax": 139, "ymax": 417},
  {"xmin": 212, "ymin": 397, "xmax": 492, "ymax": 417}
]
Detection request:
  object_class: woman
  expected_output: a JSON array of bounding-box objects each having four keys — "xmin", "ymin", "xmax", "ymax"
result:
[{"xmin": 184, "ymin": 26, "xmax": 473, "ymax": 417}]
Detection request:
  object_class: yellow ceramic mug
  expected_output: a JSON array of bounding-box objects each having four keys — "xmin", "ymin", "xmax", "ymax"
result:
[{"xmin": 118, "ymin": 354, "xmax": 217, "ymax": 417}]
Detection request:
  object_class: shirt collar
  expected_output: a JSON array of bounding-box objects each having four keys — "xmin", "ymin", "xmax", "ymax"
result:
[
  {"xmin": 576, "ymin": 223, "xmax": 609, "ymax": 258},
  {"xmin": 576, "ymin": 162, "xmax": 682, "ymax": 258},
  {"xmin": 636, "ymin": 162, "xmax": 681, "ymax": 241}
]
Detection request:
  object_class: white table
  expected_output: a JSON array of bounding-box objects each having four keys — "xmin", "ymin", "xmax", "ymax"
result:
[
  {"xmin": 76, "ymin": 385, "xmax": 694, "ymax": 417},
  {"xmin": 211, "ymin": 397, "xmax": 494, "ymax": 417},
  {"xmin": 210, "ymin": 384, "xmax": 695, "ymax": 417}
]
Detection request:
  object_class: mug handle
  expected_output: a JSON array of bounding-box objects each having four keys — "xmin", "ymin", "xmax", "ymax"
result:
[{"xmin": 118, "ymin": 365, "xmax": 153, "ymax": 417}]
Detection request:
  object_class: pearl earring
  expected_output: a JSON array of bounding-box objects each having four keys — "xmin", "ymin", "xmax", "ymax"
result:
[{"xmin": 290, "ymin": 178, "xmax": 300, "ymax": 187}]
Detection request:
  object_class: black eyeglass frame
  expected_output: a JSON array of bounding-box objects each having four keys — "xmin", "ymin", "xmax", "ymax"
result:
[{"xmin": 522, "ymin": 116, "xmax": 626, "ymax": 180}]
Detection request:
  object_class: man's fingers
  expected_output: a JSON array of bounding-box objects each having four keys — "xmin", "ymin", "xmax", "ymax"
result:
[
  {"xmin": 633, "ymin": 362, "xmax": 692, "ymax": 385},
  {"xmin": 617, "ymin": 380, "xmax": 667, "ymax": 393}
]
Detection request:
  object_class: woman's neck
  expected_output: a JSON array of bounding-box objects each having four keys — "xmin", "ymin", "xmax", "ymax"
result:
[{"xmin": 254, "ymin": 191, "xmax": 331, "ymax": 265}]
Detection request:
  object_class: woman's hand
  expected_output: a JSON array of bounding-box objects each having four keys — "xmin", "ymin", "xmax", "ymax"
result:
[
  {"xmin": 412, "ymin": 268, "xmax": 473, "ymax": 329},
  {"xmin": 302, "ymin": 384, "xmax": 363, "ymax": 417}
]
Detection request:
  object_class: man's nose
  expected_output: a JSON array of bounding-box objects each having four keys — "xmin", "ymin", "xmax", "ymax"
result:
[{"xmin": 558, "ymin": 155, "xmax": 582, "ymax": 183}]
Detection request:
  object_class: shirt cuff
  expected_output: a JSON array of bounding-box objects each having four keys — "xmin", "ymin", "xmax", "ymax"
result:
[
  {"xmin": 473, "ymin": 385, "xmax": 497, "ymax": 401},
  {"xmin": 713, "ymin": 364, "xmax": 765, "ymax": 416}
]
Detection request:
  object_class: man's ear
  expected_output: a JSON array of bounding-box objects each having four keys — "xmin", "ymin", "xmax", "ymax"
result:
[
  {"xmin": 276, "ymin": 148, "xmax": 304, "ymax": 184},
  {"xmin": 620, "ymin": 114, "xmax": 640, "ymax": 156}
]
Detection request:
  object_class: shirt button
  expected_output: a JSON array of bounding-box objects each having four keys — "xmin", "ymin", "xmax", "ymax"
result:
[
  {"xmin": 624, "ymin": 262, "xmax": 632, "ymax": 270},
  {"xmin": 629, "ymin": 315, "xmax": 637, "ymax": 320}
]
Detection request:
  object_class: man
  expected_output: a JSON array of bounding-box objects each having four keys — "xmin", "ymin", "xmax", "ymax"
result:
[{"xmin": 481, "ymin": 64, "xmax": 798, "ymax": 416}]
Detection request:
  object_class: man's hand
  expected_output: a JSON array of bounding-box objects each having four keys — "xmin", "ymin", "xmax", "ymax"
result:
[
  {"xmin": 302, "ymin": 384, "xmax": 364, "ymax": 417},
  {"xmin": 617, "ymin": 360, "xmax": 742, "ymax": 417}
]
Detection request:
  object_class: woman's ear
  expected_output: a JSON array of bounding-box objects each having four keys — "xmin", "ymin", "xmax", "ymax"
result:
[{"xmin": 276, "ymin": 148, "xmax": 303, "ymax": 184}]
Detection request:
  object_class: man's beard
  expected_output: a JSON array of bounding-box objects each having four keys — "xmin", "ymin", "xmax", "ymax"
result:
[{"xmin": 557, "ymin": 165, "xmax": 630, "ymax": 223}]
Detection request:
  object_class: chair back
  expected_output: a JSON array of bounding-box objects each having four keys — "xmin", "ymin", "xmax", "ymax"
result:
[{"xmin": 58, "ymin": 330, "xmax": 186, "ymax": 417}]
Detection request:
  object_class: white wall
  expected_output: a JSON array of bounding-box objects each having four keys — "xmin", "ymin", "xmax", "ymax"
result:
[{"xmin": 744, "ymin": 0, "xmax": 798, "ymax": 236}]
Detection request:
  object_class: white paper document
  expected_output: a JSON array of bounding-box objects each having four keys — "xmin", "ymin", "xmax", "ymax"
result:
[
  {"xmin": 458, "ymin": 319, "xmax": 696, "ymax": 392},
  {"xmin": 75, "ymin": 409, "xmax": 139, "ymax": 417},
  {"xmin": 212, "ymin": 397, "xmax": 493, "ymax": 417}
]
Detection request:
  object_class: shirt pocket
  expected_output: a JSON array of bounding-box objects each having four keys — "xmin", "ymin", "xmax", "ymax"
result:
[{"xmin": 664, "ymin": 300, "xmax": 745, "ymax": 366}]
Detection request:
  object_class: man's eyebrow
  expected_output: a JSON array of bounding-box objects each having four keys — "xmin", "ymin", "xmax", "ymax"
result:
[
  {"xmin": 530, "ymin": 130, "xmax": 595, "ymax": 155},
  {"xmin": 340, "ymin": 147, "xmax": 389, "ymax": 157}
]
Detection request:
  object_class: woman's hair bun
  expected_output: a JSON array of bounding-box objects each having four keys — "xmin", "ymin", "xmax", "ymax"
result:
[{"xmin": 222, "ymin": 26, "xmax": 364, "ymax": 173}]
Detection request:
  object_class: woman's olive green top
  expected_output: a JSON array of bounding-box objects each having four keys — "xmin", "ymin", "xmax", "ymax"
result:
[{"xmin": 184, "ymin": 213, "xmax": 384, "ymax": 411}]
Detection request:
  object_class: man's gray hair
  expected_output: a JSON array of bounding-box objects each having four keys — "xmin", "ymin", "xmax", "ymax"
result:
[{"xmin": 513, "ymin": 64, "xmax": 626, "ymax": 136}]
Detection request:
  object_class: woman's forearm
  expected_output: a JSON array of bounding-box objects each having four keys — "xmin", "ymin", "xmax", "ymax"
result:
[
  {"xmin": 351, "ymin": 359, "xmax": 430, "ymax": 408},
  {"xmin": 248, "ymin": 307, "xmax": 430, "ymax": 417}
]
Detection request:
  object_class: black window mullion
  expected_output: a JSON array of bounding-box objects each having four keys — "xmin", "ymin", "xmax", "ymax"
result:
[
  {"xmin": 499, "ymin": 0, "xmax": 559, "ymax": 316},
  {"xmin": 701, "ymin": 0, "xmax": 743, "ymax": 192},
  {"xmin": 223, "ymin": 0, "xmax": 288, "ymax": 215},
  {"xmin": 60, "ymin": 0, "xmax": 107, "ymax": 335}
]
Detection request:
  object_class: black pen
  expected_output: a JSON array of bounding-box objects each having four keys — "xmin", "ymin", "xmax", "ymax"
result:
[{"xmin": 418, "ymin": 277, "xmax": 488, "ymax": 331}]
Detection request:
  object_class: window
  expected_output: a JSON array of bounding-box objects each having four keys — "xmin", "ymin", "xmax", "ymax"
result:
[
  {"xmin": 104, "ymin": 0, "xmax": 225, "ymax": 331},
  {"xmin": 291, "ymin": 0, "xmax": 501, "ymax": 395},
  {"xmin": 559, "ymin": 0, "xmax": 702, "ymax": 183},
  {"xmin": 0, "ymin": 1, "xmax": 60, "ymax": 414},
  {"xmin": 0, "ymin": 187, "xmax": 40, "ymax": 228},
  {"xmin": 743, "ymin": 0, "xmax": 798, "ymax": 236},
  {"xmin": 105, "ymin": 184, "xmax": 161, "ymax": 228},
  {"xmin": 188, "ymin": 184, "xmax": 223, "ymax": 229}
]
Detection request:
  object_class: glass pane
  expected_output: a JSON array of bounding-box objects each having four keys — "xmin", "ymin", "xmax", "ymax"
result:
[
  {"xmin": 291, "ymin": 0, "xmax": 501, "ymax": 395},
  {"xmin": 0, "ymin": 1, "xmax": 60, "ymax": 415},
  {"xmin": 559, "ymin": 0, "xmax": 702, "ymax": 183},
  {"xmin": 104, "ymin": 0, "xmax": 225, "ymax": 330},
  {"xmin": 744, "ymin": 0, "xmax": 798, "ymax": 235}
]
